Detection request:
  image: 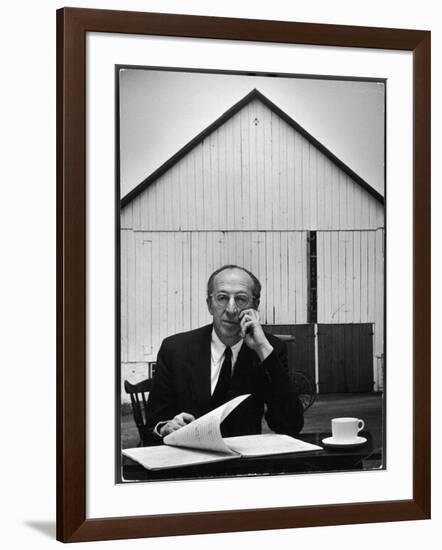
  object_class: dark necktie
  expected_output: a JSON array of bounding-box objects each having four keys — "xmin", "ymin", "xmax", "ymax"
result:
[{"xmin": 211, "ymin": 346, "xmax": 232, "ymax": 408}]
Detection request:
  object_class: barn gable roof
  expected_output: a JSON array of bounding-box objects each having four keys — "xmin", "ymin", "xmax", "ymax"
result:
[{"xmin": 121, "ymin": 88, "xmax": 384, "ymax": 208}]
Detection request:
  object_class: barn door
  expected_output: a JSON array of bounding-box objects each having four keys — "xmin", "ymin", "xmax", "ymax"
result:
[
  {"xmin": 263, "ymin": 324, "xmax": 315, "ymax": 383},
  {"xmin": 317, "ymin": 323, "xmax": 374, "ymax": 393}
]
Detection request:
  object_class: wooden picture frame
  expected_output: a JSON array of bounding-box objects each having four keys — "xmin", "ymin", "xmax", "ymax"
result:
[{"xmin": 56, "ymin": 7, "xmax": 430, "ymax": 542}]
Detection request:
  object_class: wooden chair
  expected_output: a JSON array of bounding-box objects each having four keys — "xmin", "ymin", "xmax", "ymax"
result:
[{"xmin": 124, "ymin": 378, "xmax": 153, "ymax": 446}]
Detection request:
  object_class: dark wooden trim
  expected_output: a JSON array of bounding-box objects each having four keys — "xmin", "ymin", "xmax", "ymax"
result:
[
  {"xmin": 412, "ymin": 31, "xmax": 431, "ymax": 519},
  {"xmin": 121, "ymin": 87, "xmax": 384, "ymax": 208},
  {"xmin": 307, "ymin": 231, "xmax": 318, "ymax": 324},
  {"xmin": 56, "ymin": 8, "xmax": 87, "ymax": 543},
  {"xmin": 57, "ymin": 7, "xmax": 431, "ymax": 542}
]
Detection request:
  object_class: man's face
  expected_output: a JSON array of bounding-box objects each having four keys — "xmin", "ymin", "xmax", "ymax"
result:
[{"xmin": 207, "ymin": 268, "xmax": 256, "ymax": 344}]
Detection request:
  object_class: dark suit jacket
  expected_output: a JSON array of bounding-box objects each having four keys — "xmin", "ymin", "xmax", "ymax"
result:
[{"xmin": 144, "ymin": 324, "xmax": 304, "ymax": 445}]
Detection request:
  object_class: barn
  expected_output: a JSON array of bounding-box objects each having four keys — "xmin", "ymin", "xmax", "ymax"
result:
[{"xmin": 120, "ymin": 88, "xmax": 385, "ymax": 402}]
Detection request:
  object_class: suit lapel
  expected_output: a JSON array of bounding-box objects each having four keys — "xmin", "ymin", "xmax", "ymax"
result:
[
  {"xmin": 231, "ymin": 343, "xmax": 258, "ymax": 393},
  {"xmin": 188, "ymin": 325, "xmax": 212, "ymax": 412}
]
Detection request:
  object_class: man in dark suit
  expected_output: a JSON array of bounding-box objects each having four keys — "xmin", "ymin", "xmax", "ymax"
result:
[{"xmin": 144, "ymin": 265, "xmax": 304, "ymax": 445}]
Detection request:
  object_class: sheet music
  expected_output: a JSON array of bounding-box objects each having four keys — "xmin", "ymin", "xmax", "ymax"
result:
[
  {"xmin": 163, "ymin": 394, "xmax": 250, "ymax": 454},
  {"xmin": 123, "ymin": 445, "xmax": 238, "ymax": 470},
  {"xmin": 224, "ymin": 433, "xmax": 323, "ymax": 457}
]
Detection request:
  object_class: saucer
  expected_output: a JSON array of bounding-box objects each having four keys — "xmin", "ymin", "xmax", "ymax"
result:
[{"xmin": 321, "ymin": 436, "xmax": 367, "ymax": 448}]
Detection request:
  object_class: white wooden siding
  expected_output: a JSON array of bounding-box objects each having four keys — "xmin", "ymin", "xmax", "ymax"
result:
[
  {"xmin": 121, "ymin": 99, "xmax": 384, "ymax": 232},
  {"xmin": 121, "ymin": 230, "xmax": 308, "ymax": 366},
  {"xmin": 316, "ymin": 228, "xmax": 385, "ymax": 386}
]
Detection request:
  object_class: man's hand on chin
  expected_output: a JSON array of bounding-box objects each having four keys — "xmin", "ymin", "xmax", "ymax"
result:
[{"xmin": 239, "ymin": 309, "xmax": 273, "ymax": 362}]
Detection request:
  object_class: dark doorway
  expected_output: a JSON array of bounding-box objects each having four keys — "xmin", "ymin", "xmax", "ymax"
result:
[{"xmin": 317, "ymin": 323, "xmax": 374, "ymax": 393}]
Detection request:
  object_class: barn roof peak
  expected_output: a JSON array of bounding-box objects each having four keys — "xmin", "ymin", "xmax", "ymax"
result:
[{"xmin": 121, "ymin": 88, "xmax": 384, "ymax": 207}]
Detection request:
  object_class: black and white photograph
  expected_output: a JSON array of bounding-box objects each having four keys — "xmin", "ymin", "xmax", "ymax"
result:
[{"xmin": 117, "ymin": 67, "xmax": 386, "ymax": 482}]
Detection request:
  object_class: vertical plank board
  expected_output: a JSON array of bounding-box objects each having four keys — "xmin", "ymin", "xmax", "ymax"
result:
[
  {"xmin": 280, "ymin": 118, "xmax": 289, "ymax": 231},
  {"xmin": 257, "ymin": 231, "xmax": 267, "ymax": 324},
  {"xmin": 255, "ymin": 102, "xmax": 265, "ymax": 232},
  {"xmin": 120, "ymin": 229, "xmax": 128, "ymax": 363},
  {"xmin": 332, "ymin": 164, "xmax": 341, "ymax": 228},
  {"xmin": 375, "ymin": 228, "xmax": 385, "ymax": 353},
  {"xmin": 159, "ymin": 232, "xmax": 168, "ymax": 342},
  {"xmin": 367, "ymin": 230, "xmax": 376, "ymax": 321},
  {"xmin": 218, "ymin": 123, "xmax": 227, "ymax": 231},
  {"xmin": 353, "ymin": 231, "xmax": 361, "ymax": 323},
  {"xmin": 302, "ymin": 139, "xmax": 310, "ymax": 230},
  {"xmin": 339, "ymin": 172, "xmax": 347, "ymax": 231},
  {"xmin": 137, "ymin": 183, "xmax": 146, "ymax": 231},
  {"xmin": 349, "ymin": 179, "xmax": 357, "ymax": 229},
  {"xmin": 345, "ymin": 231, "xmax": 354, "ymax": 324},
  {"xmin": 173, "ymin": 232, "xmax": 182, "ymax": 334},
  {"xmin": 242, "ymin": 106, "xmax": 250, "ymax": 230},
  {"xmin": 178, "ymin": 159, "xmax": 186, "ymax": 231},
  {"xmin": 200, "ymin": 232, "xmax": 208, "ymax": 327},
  {"xmin": 316, "ymin": 154, "xmax": 325, "ymax": 231},
  {"xmin": 210, "ymin": 132, "xmax": 220, "ymax": 231},
  {"xmin": 264, "ymin": 232, "xmax": 273, "ymax": 323},
  {"xmin": 263, "ymin": 104, "xmax": 273, "ymax": 229},
  {"xmin": 353, "ymin": 182, "xmax": 362, "ymax": 232},
  {"xmin": 294, "ymin": 132, "xmax": 303, "ymax": 230},
  {"xmin": 309, "ymin": 144, "xmax": 317, "ymax": 230},
  {"xmin": 321, "ymin": 159, "xmax": 330, "ymax": 230},
  {"xmin": 376, "ymin": 201, "xmax": 385, "ymax": 229},
  {"xmin": 150, "ymin": 232, "xmax": 160, "ymax": 361},
  {"xmin": 286, "ymin": 232, "xmax": 296, "ymax": 323},
  {"xmin": 248, "ymin": 231, "xmax": 259, "ymax": 284},
  {"xmin": 193, "ymin": 146, "xmax": 203, "ymax": 231},
  {"xmin": 330, "ymin": 231, "xmax": 339, "ymax": 323},
  {"xmin": 147, "ymin": 183, "xmax": 154, "ymax": 231},
  {"xmin": 295, "ymin": 232, "xmax": 304, "ymax": 324},
  {"xmin": 191, "ymin": 151, "xmax": 198, "ymax": 231},
  {"xmin": 228, "ymin": 116, "xmax": 237, "ymax": 230},
  {"xmin": 159, "ymin": 168, "xmax": 167, "ymax": 231},
  {"xmin": 337, "ymin": 232, "xmax": 346, "ymax": 323},
  {"xmin": 135, "ymin": 233, "xmax": 144, "ymax": 362},
  {"xmin": 161, "ymin": 172, "xmax": 171, "ymax": 232},
  {"xmin": 361, "ymin": 192, "xmax": 370, "ymax": 229},
  {"xmin": 165, "ymin": 232, "xmax": 175, "ymax": 337},
  {"xmin": 360, "ymin": 231, "xmax": 368, "ymax": 321},
  {"xmin": 169, "ymin": 165, "xmax": 179, "ymax": 231},
  {"xmin": 279, "ymin": 232, "xmax": 289, "ymax": 323},
  {"xmin": 202, "ymin": 138, "xmax": 210, "ymax": 231},
  {"xmin": 142, "ymin": 236, "xmax": 153, "ymax": 361},
  {"xmin": 190, "ymin": 232, "xmax": 199, "ymax": 328},
  {"xmin": 316, "ymin": 231, "xmax": 324, "ymax": 323},
  {"xmin": 247, "ymin": 104, "xmax": 254, "ymax": 230},
  {"xmin": 286, "ymin": 127, "xmax": 295, "ymax": 230},
  {"xmin": 127, "ymin": 229, "xmax": 136, "ymax": 362},
  {"xmin": 181, "ymin": 232, "xmax": 190, "ymax": 332},
  {"xmin": 271, "ymin": 112, "xmax": 279, "ymax": 231},
  {"xmin": 322, "ymin": 231, "xmax": 331, "ymax": 323}
]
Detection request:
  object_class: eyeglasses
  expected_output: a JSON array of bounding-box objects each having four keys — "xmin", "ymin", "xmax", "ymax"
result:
[{"xmin": 210, "ymin": 292, "xmax": 254, "ymax": 309}]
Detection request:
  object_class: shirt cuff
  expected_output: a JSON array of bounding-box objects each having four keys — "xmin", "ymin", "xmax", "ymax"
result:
[{"xmin": 153, "ymin": 420, "xmax": 169, "ymax": 437}]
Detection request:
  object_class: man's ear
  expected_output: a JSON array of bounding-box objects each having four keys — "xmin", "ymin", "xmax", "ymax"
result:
[
  {"xmin": 253, "ymin": 299, "xmax": 260, "ymax": 310},
  {"xmin": 206, "ymin": 296, "xmax": 213, "ymax": 315}
]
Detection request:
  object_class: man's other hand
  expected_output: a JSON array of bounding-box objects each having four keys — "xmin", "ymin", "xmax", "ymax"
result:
[{"xmin": 159, "ymin": 412, "xmax": 196, "ymax": 436}]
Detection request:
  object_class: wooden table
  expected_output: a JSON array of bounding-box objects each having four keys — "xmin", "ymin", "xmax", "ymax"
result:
[{"xmin": 121, "ymin": 431, "xmax": 383, "ymax": 483}]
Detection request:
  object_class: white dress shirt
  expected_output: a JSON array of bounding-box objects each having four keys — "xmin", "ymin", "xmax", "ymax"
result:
[{"xmin": 210, "ymin": 328, "xmax": 243, "ymax": 394}]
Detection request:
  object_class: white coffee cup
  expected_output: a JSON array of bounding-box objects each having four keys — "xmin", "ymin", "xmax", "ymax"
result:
[{"xmin": 331, "ymin": 417, "xmax": 365, "ymax": 442}]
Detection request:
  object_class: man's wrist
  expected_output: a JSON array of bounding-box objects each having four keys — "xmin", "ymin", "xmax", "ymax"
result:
[{"xmin": 256, "ymin": 342, "xmax": 273, "ymax": 362}]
